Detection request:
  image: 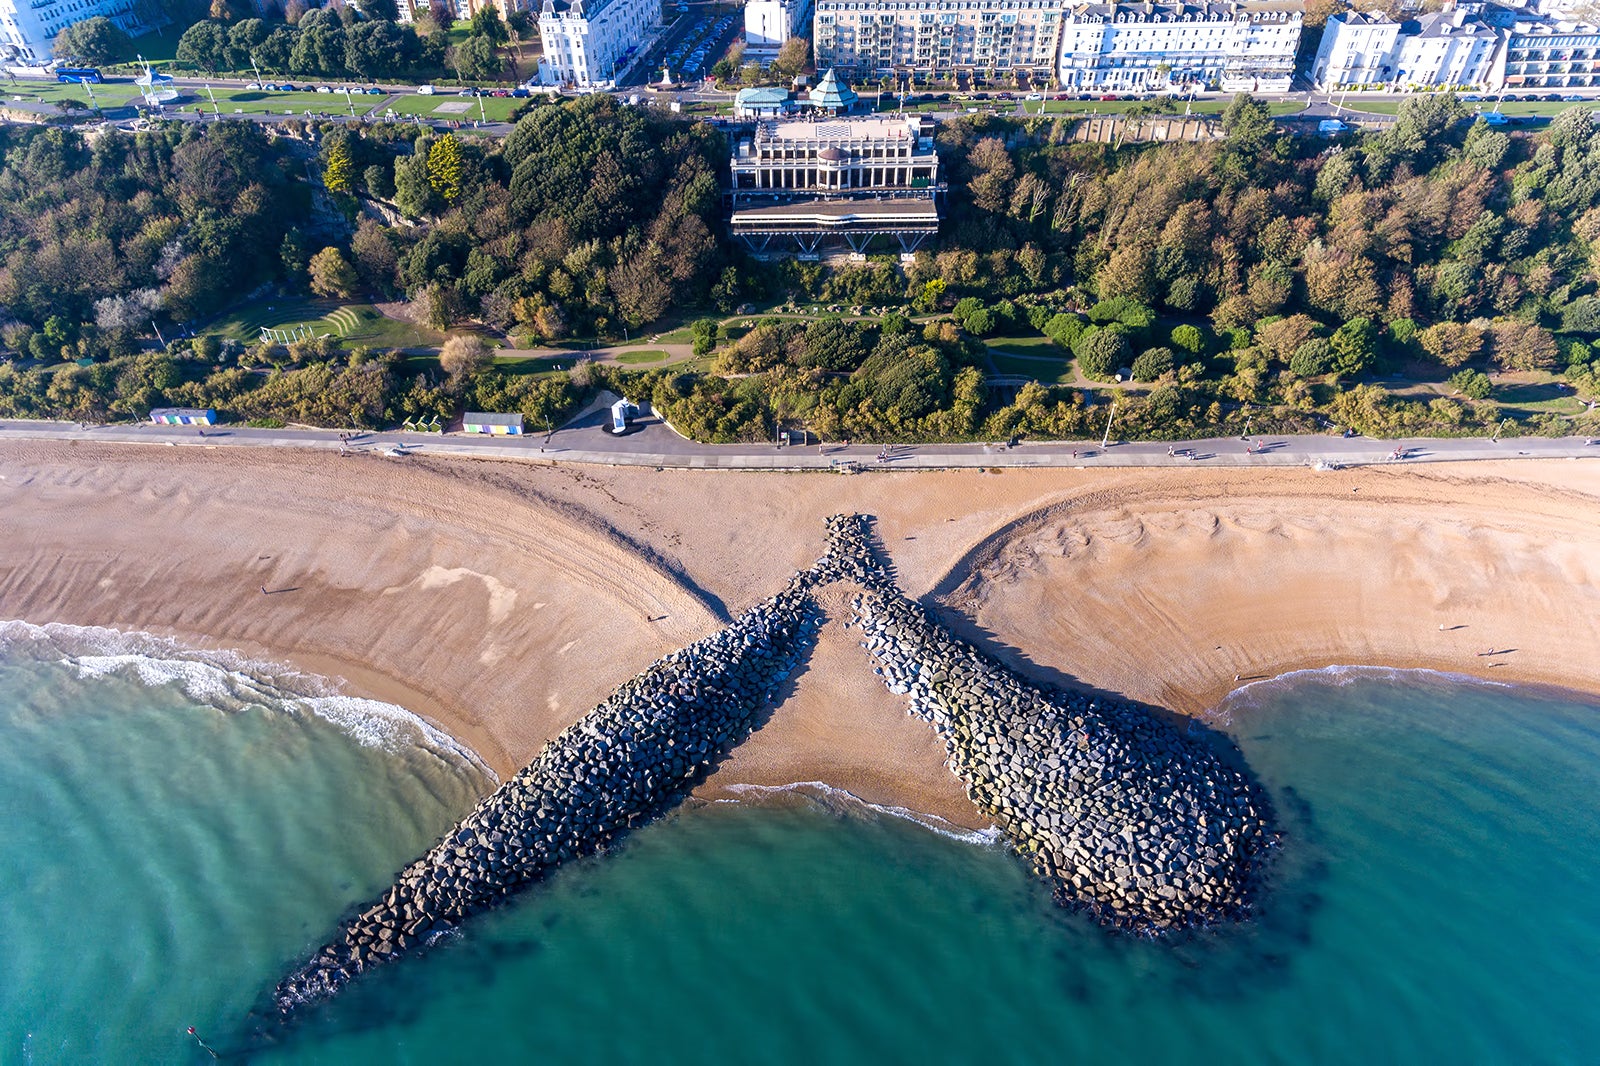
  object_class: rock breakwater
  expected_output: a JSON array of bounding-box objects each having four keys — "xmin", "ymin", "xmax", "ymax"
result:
[
  {"xmin": 827, "ymin": 514, "xmax": 1278, "ymax": 933},
  {"xmin": 272, "ymin": 584, "xmax": 821, "ymax": 1016}
]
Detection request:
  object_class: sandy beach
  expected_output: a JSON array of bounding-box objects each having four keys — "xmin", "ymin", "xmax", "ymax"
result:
[{"xmin": 3, "ymin": 439, "xmax": 1598, "ymax": 830}]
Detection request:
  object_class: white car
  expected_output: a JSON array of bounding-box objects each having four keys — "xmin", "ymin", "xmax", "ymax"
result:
[
  {"xmin": 1025, "ymin": 92, "xmax": 1043, "ymax": 100},
  {"xmin": 316, "ymin": 85, "xmax": 332, "ymax": 94}
]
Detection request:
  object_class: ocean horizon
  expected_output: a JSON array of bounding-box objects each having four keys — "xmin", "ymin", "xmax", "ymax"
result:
[{"xmin": 1, "ymin": 621, "xmax": 1596, "ymax": 1064}]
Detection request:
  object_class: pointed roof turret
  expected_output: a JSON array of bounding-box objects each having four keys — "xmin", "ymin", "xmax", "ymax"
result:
[{"xmin": 807, "ymin": 68, "xmax": 859, "ymax": 115}]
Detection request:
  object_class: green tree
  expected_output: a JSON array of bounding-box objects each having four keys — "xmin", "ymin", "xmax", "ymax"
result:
[
  {"xmin": 1329, "ymin": 318, "xmax": 1377, "ymax": 377},
  {"xmin": 455, "ymin": 34, "xmax": 501, "ymax": 81},
  {"xmin": 1075, "ymin": 327, "xmax": 1129, "ymax": 381},
  {"xmin": 176, "ymin": 20, "xmax": 230, "ymax": 73},
  {"xmin": 1289, "ymin": 338, "xmax": 1333, "ymax": 378},
  {"xmin": 394, "ymin": 153, "xmax": 432, "ymax": 218},
  {"xmin": 54, "ymin": 16, "xmax": 134, "ymax": 65},
  {"xmin": 1448, "ymin": 368, "xmax": 1492, "ymax": 399},
  {"xmin": 323, "ymin": 141, "xmax": 354, "ymax": 195},
  {"xmin": 770, "ymin": 36, "xmax": 809, "ymax": 80},
  {"xmin": 308, "ymin": 246, "xmax": 359, "ymax": 299},
  {"xmin": 426, "ymin": 133, "xmax": 464, "ymax": 204},
  {"xmin": 363, "ymin": 163, "xmax": 395, "ymax": 199},
  {"xmin": 469, "ymin": 6, "xmax": 509, "ymax": 46},
  {"xmin": 1170, "ymin": 323, "xmax": 1204, "ymax": 356},
  {"xmin": 1130, "ymin": 346, "xmax": 1175, "ymax": 382},
  {"xmin": 1417, "ymin": 321, "xmax": 1484, "ymax": 368}
]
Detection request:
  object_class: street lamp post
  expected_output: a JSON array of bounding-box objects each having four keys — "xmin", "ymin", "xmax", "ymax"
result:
[{"xmin": 1101, "ymin": 399, "xmax": 1117, "ymax": 449}]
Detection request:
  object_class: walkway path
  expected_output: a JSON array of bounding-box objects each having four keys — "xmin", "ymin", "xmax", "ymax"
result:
[{"xmin": 2, "ymin": 414, "xmax": 1594, "ymax": 471}]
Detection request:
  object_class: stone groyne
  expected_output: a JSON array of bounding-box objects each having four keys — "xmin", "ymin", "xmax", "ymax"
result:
[
  {"xmin": 826, "ymin": 515, "xmax": 1278, "ymax": 933},
  {"xmin": 272, "ymin": 583, "xmax": 822, "ymax": 1017}
]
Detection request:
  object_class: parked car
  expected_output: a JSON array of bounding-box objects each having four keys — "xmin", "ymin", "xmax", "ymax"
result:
[
  {"xmin": 1024, "ymin": 92, "xmax": 1043, "ymax": 101},
  {"xmin": 512, "ymin": 87, "xmax": 529, "ymax": 97},
  {"xmin": 365, "ymin": 86, "xmax": 384, "ymax": 94},
  {"xmin": 1099, "ymin": 93, "xmax": 1119, "ymax": 100},
  {"xmin": 245, "ymin": 82, "xmax": 262, "ymax": 90},
  {"xmin": 315, "ymin": 85, "xmax": 332, "ymax": 94},
  {"xmin": 1563, "ymin": 94, "xmax": 1585, "ymax": 101},
  {"xmin": 1461, "ymin": 93, "xmax": 1480, "ymax": 101},
  {"xmin": 417, "ymin": 84, "xmax": 436, "ymax": 95}
]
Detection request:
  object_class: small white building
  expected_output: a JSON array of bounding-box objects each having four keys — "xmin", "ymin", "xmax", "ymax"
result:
[
  {"xmin": 538, "ymin": 0, "xmax": 658, "ymax": 88},
  {"xmin": 745, "ymin": 0, "xmax": 812, "ymax": 59}
]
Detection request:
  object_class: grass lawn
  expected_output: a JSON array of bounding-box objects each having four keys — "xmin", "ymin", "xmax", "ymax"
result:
[
  {"xmin": 987, "ymin": 351, "xmax": 1075, "ymax": 384},
  {"xmin": 1343, "ymin": 100, "xmax": 1586, "ymax": 118},
  {"xmin": 613, "ymin": 349, "xmax": 669, "ymax": 364},
  {"xmin": 490, "ymin": 355, "xmax": 567, "ymax": 377},
  {"xmin": 206, "ymin": 299, "xmax": 442, "ymax": 350},
  {"xmin": 384, "ymin": 93, "xmax": 526, "ymax": 122},
  {"xmin": 988, "ymin": 334, "xmax": 1059, "ymax": 354}
]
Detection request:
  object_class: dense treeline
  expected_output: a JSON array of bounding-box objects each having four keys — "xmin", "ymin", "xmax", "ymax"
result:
[
  {"xmin": 0, "ymin": 122, "xmax": 303, "ymax": 362},
  {"xmin": 5, "ymin": 94, "xmax": 1600, "ymax": 441},
  {"xmin": 169, "ymin": 5, "xmax": 525, "ymax": 83}
]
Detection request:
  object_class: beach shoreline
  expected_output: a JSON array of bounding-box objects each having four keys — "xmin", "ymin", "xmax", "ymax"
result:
[{"xmin": 3, "ymin": 439, "xmax": 1597, "ymax": 832}]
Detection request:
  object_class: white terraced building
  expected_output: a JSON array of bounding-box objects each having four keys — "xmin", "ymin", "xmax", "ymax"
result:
[
  {"xmin": 1310, "ymin": 7, "xmax": 1498, "ymax": 90},
  {"xmin": 812, "ymin": 0, "xmax": 1300, "ymax": 86},
  {"xmin": 0, "ymin": 0, "xmax": 152, "ymax": 62},
  {"xmin": 1056, "ymin": 0, "xmax": 1303, "ymax": 93},
  {"xmin": 537, "ymin": 0, "xmax": 657, "ymax": 87},
  {"xmin": 745, "ymin": 0, "xmax": 813, "ymax": 58}
]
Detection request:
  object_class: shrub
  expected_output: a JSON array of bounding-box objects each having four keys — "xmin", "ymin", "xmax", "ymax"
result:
[
  {"xmin": 1043, "ymin": 312, "xmax": 1086, "ymax": 350},
  {"xmin": 1448, "ymin": 368, "xmax": 1492, "ymax": 399},
  {"xmin": 1289, "ymin": 337, "xmax": 1334, "ymax": 378},
  {"xmin": 1130, "ymin": 346, "xmax": 1175, "ymax": 382},
  {"xmin": 1075, "ymin": 327, "xmax": 1130, "ymax": 380},
  {"xmin": 1170, "ymin": 323, "xmax": 1205, "ymax": 356}
]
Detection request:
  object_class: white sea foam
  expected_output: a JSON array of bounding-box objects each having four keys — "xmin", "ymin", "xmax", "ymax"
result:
[
  {"xmin": 1207, "ymin": 664, "xmax": 1515, "ymax": 726},
  {"xmin": 721, "ymin": 780, "xmax": 1003, "ymax": 847},
  {"xmin": 0, "ymin": 619, "xmax": 496, "ymax": 781}
]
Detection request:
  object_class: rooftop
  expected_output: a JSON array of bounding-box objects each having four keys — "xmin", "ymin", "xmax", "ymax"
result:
[{"xmin": 758, "ymin": 116, "xmax": 924, "ymax": 143}]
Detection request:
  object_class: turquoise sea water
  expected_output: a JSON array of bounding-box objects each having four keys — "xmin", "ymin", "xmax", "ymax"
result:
[{"xmin": 1, "ymin": 624, "xmax": 1598, "ymax": 1065}]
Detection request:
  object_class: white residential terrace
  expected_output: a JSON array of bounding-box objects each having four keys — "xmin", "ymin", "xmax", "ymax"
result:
[
  {"xmin": 538, "ymin": 0, "xmax": 657, "ymax": 88},
  {"xmin": 811, "ymin": 0, "xmax": 1299, "ymax": 87},
  {"xmin": 1, "ymin": 0, "xmax": 152, "ymax": 62}
]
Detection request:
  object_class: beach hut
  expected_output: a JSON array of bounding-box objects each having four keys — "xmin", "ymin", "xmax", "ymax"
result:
[
  {"xmin": 149, "ymin": 407, "xmax": 216, "ymax": 426},
  {"xmin": 463, "ymin": 412, "xmax": 525, "ymax": 435}
]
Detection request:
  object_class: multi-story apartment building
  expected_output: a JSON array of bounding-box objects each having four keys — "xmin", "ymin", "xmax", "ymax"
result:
[
  {"xmin": 812, "ymin": 0, "xmax": 1299, "ymax": 88},
  {"xmin": 537, "ymin": 0, "xmax": 656, "ymax": 86},
  {"xmin": 1056, "ymin": 0, "xmax": 1302, "ymax": 93},
  {"xmin": 1492, "ymin": 19, "xmax": 1600, "ymax": 90},
  {"xmin": 746, "ymin": 0, "xmax": 813, "ymax": 58},
  {"xmin": 0, "ymin": 0, "xmax": 150, "ymax": 62},
  {"xmin": 813, "ymin": 0, "xmax": 1068, "ymax": 82},
  {"xmin": 1311, "ymin": 7, "xmax": 1498, "ymax": 90}
]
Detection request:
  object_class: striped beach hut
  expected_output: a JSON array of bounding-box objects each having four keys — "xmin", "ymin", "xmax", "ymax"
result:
[
  {"xmin": 463, "ymin": 412, "xmax": 524, "ymax": 436},
  {"xmin": 149, "ymin": 407, "xmax": 216, "ymax": 426}
]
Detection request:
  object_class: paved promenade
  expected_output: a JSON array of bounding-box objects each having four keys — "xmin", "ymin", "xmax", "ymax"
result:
[{"xmin": 1, "ymin": 412, "xmax": 1595, "ymax": 471}]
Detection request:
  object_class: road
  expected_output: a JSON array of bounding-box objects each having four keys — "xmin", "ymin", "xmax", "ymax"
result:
[{"xmin": 3, "ymin": 415, "xmax": 1594, "ymax": 472}]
